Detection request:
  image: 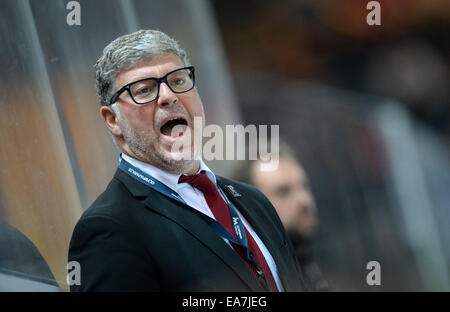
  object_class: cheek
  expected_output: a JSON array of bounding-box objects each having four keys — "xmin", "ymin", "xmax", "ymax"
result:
[
  {"xmin": 275, "ymin": 205, "xmax": 295, "ymax": 224},
  {"xmin": 183, "ymin": 92, "xmax": 204, "ymax": 117},
  {"xmin": 123, "ymin": 105, "xmax": 156, "ymax": 130},
  {"xmin": 272, "ymin": 199, "xmax": 289, "ymax": 214}
]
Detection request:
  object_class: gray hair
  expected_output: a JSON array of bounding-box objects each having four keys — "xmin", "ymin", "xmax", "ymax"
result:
[{"xmin": 94, "ymin": 29, "xmax": 191, "ymax": 107}]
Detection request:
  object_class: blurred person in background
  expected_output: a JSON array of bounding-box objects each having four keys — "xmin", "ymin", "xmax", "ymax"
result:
[{"xmin": 232, "ymin": 140, "xmax": 329, "ymax": 291}]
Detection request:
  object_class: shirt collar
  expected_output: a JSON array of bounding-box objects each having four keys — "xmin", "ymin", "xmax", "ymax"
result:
[{"xmin": 121, "ymin": 153, "xmax": 217, "ymax": 190}]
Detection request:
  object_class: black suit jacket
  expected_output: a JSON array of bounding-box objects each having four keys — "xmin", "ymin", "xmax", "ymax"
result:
[{"xmin": 68, "ymin": 168, "xmax": 308, "ymax": 291}]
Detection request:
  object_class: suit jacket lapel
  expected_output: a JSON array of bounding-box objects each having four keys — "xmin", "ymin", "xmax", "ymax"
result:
[
  {"xmin": 216, "ymin": 177, "xmax": 298, "ymax": 291},
  {"xmin": 114, "ymin": 169, "xmax": 263, "ymax": 292}
]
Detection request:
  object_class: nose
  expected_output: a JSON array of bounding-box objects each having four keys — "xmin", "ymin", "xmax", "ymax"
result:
[
  {"xmin": 294, "ymin": 188, "xmax": 315, "ymax": 213},
  {"xmin": 156, "ymin": 82, "xmax": 178, "ymax": 107}
]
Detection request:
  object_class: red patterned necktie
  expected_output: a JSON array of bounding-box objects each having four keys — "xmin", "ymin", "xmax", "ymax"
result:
[{"xmin": 178, "ymin": 171, "xmax": 279, "ymax": 292}]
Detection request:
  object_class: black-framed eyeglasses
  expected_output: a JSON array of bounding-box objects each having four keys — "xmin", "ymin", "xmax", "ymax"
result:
[{"xmin": 109, "ymin": 66, "xmax": 195, "ymax": 105}]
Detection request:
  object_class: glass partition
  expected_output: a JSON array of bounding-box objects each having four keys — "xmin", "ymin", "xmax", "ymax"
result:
[{"xmin": 0, "ymin": 0, "xmax": 238, "ymax": 290}]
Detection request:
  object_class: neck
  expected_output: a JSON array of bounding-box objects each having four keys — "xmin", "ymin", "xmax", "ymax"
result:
[
  {"xmin": 121, "ymin": 146, "xmax": 201, "ymax": 176},
  {"xmin": 182, "ymin": 159, "xmax": 201, "ymax": 175}
]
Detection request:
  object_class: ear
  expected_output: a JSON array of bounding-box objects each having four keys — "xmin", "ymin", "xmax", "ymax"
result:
[{"xmin": 100, "ymin": 106, "xmax": 122, "ymax": 137}]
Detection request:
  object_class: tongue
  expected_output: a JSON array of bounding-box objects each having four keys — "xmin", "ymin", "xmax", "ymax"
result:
[{"xmin": 161, "ymin": 119, "xmax": 187, "ymax": 137}]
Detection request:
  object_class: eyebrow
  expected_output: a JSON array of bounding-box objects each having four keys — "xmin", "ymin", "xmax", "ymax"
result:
[
  {"xmin": 126, "ymin": 66, "xmax": 186, "ymax": 83},
  {"xmin": 273, "ymin": 183, "xmax": 291, "ymax": 195}
]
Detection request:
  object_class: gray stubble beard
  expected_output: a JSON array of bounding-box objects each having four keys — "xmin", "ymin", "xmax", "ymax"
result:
[{"xmin": 118, "ymin": 115, "xmax": 201, "ymax": 174}]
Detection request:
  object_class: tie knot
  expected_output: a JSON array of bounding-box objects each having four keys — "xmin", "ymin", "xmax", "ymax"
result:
[
  {"xmin": 178, "ymin": 170, "xmax": 205, "ymax": 184},
  {"xmin": 178, "ymin": 170, "xmax": 215, "ymax": 195}
]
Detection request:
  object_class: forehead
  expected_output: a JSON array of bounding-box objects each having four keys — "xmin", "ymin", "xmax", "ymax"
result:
[
  {"xmin": 115, "ymin": 53, "xmax": 185, "ymax": 87},
  {"xmin": 252, "ymin": 157, "xmax": 305, "ymax": 186}
]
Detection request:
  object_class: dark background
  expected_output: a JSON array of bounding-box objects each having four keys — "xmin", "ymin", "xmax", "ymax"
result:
[{"xmin": 211, "ymin": 0, "xmax": 450, "ymax": 291}]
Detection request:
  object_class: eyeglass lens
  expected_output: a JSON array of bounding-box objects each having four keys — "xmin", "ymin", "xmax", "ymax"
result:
[{"xmin": 129, "ymin": 68, "xmax": 194, "ymax": 103}]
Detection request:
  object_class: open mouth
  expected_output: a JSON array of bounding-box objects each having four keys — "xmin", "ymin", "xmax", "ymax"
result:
[{"xmin": 160, "ymin": 117, "xmax": 188, "ymax": 137}]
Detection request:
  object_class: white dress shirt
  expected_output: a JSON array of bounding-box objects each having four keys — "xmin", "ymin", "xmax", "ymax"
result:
[{"xmin": 121, "ymin": 154, "xmax": 284, "ymax": 291}]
